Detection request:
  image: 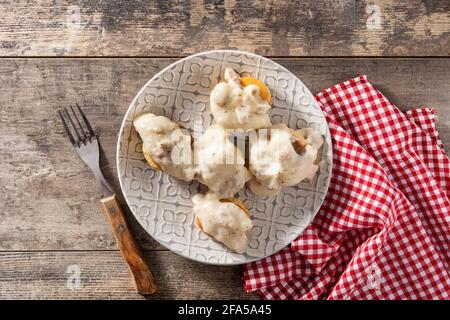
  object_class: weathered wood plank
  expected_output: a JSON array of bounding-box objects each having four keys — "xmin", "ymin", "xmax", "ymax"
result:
[
  {"xmin": 0, "ymin": 58, "xmax": 448, "ymax": 252},
  {"xmin": 1, "ymin": 0, "xmax": 449, "ymax": 56},
  {"xmin": 0, "ymin": 58, "xmax": 170, "ymax": 251},
  {"xmin": 0, "ymin": 251, "xmax": 258, "ymax": 299}
]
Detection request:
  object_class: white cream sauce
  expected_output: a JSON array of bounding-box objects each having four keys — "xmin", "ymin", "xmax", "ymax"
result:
[
  {"xmin": 194, "ymin": 125, "xmax": 251, "ymax": 198},
  {"xmin": 134, "ymin": 114, "xmax": 250, "ymax": 197},
  {"xmin": 248, "ymin": 123, "xmax": 323, "ymax": 196},
  {"xmin": 298, "ymin": 127, "xmax": 324, "ymax": 150},
  {"xmin": 210, "ymin": 68, "xmax": 271, "ymax": 130},
  {"xmin": 192, "ymin": 193, "xmax": 252, "ymax": 253},
  {"xmin": 133, "ymin": 113, "xmax": 196, "ymax": 181}
]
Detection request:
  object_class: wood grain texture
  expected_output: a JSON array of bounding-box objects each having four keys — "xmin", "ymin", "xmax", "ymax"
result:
[
  {"xmin": 0, "ymin": 251, "xmax": 257, "ymax": 299},
  {"xmin": 101, "ymin": 195, "xmax": 157, "ymax": 295},
  {"xmin": 2, "ymin": 0, "xmax": 448, "ymax": 302},
  {"xmin": 0, "ymin": 57, "xmax": 448, "ymax": 299},
  {"xmin": 1, "ymin": 0, "xmax": 449, "ymax": 57},
  {"xmin": 0, "ymin": 58, "xmax": 449, "ymax": 253}
]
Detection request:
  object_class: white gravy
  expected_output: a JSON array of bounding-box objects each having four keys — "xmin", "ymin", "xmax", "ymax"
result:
[
  {"xmin": 194, "ymin": 125, "xmax": 251, "ymax": 198},
  {"xmin": 248, "ymin": 123, "xmax": 323, "ymax": 196},
  {"xmin": 133, "ymin": 113, "xmax": 196, "ymax": 181},
  {"xmin": 134, "ymin": 114, "xmax": 250, "ymax": 197},
  {"xmin": 192, "ymin": 193, "xmax": 252, "ymax": 253},
  {"xmin": 210, "ymin": 68, "xmax": 271, "ymax": 130}
]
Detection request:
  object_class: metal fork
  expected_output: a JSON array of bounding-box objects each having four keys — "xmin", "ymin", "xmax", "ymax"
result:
[{"xmin": 59, "ymin": 105, "xmax": 157, "ymax": 295}]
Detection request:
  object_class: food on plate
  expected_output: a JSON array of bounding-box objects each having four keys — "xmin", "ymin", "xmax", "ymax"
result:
[
  {"xmin": 133, "ymin": 64, "xmax": 326, "ymax": 255},
  {"xmin": 298, "ymin": 127, "xmax": 325, "ymax": 150},
  {"xmin": 134, "ymin": 114, "xmax": 250, "ymax": 198},
  {"xmin": 193, "ymin": 193, "xmax": 252, "ymax": 253},
  {"xmin": 240, "ymin": 76, "xmax": 272, "ymax": 103},
  {"xmin": 194, "ymin": 125, "xmax": 251, "ymax": 198},
  {"xmin": 133, "ymin": 113, "xmax": 196, "ymax": 181},
  {"xmin": 288, "ymin": 128, "xmax": 308, "ymax": 155},
  {"xmin": 248, "ymin": 123, "xmax": 324, "ymax": 196},
  {"xmin": 210, "ymin": 68, "xmax": 271, "ymax": 130}
]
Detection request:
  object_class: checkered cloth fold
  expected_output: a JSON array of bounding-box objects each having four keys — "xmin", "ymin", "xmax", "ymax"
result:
[{"xmin": 243, "ymin": 76, "xmax": 450, "ymax": 300}]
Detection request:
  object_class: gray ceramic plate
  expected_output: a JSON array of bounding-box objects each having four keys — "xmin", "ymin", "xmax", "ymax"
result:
[{"xmin": 117, "ymin": 50, "xmax": 332, "ymax": 265}]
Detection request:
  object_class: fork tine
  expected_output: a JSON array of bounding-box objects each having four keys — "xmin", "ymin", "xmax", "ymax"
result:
[
  {"xmin": 70, "ymin": 104, "xmax": 88, "ymax": 141},
  {"xmin": 64, "ymin": 107, "xmax": 82, "ymax": 145},
  {"xmin": 76, "ymin": 103, "xmax": 96, "ymax": 138},
  {"xmin": 59, "ymin": 110, "xmax": 77, "ymax": 146}
]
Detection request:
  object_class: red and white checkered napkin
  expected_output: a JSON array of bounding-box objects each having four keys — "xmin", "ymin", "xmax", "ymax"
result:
[{"xmin": 243, "ymin": 76, "xmax": 450, "ymax": 300}]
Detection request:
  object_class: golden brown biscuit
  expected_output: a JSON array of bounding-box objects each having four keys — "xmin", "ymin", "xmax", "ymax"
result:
[
  {"xmin": 195, "ymin": 197, "xmax": 250, "ymax": 232},
  {"xmin": 136, "ymin": 120, "xmax": 188, "ymax": 172},
  {"xmin": 289, "ymin": 128, "xmax": 308, "ymax": 155},
  {"xmin": 142, "ymin": 146, "xmax": 163, "ymax": 171},
  {"xmin": 220, "ymin": 197, "xmax": 250, "ymax": 217}
]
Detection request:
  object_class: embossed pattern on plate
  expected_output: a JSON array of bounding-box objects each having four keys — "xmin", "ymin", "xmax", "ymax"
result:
[{"xmin": 117, "ymin": 50, "xmax": 332, "ymax": 265}]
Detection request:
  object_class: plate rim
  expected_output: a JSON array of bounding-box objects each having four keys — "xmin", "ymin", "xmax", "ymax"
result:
[{"xmin": 116, "ymin": 49, "xmax": 333, "ymax": 266}]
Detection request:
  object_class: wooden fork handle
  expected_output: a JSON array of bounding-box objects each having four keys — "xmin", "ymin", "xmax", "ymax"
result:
[{"xmin": 101, "ymin": 194, "xmax": 157, "ymax": 295}]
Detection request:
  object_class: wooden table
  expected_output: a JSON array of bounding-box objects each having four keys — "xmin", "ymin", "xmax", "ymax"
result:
[{"xmin": 0, "ymin": 1, "xmax": 449, "ymax": 299}]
